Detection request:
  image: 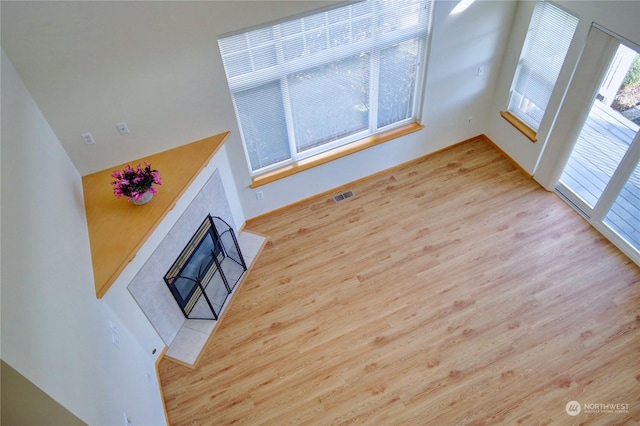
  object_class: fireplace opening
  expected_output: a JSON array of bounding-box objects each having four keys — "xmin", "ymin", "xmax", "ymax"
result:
[{"xmin": 164, "ymin": 215, "xmax": 246, "ymax": 320}]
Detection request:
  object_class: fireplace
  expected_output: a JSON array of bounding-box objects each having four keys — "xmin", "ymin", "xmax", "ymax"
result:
[{"xmin": 164, "ymin": 215, "xmax": 246, "ymax": 320}]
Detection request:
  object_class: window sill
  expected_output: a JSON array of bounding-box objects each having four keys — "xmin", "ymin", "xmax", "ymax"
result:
[
  {"xmin": 500, "ymin": 111, "xmax": 537, "ymax": 143},
  {"xmin": 250, "ymin": 122, "xmax": 425, "ymax": 188}
]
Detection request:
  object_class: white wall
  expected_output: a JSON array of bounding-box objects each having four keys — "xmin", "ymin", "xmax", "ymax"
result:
[
  {"xmin": 1, "ymin": 0, "xmax": 517, "ymax": 219},
  {"xmin": 238, "ymin": 0, "xmax": 518, "ymax": 218},
  {"xmin": 0, "ymin": 1, "xmax": 336, "ymax": 176},
  {"xmin": 486, "ymin": 1, "xmax": 640, "ymax": 180},
  {"xmin": 1, "ymin": 50, "xmax": 167, "ymax": 426}
]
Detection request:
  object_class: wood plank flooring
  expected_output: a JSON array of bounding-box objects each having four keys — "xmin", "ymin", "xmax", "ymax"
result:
[{"xmin": 158, "ymin": 137, "xmax": 640, "ymax": 425}]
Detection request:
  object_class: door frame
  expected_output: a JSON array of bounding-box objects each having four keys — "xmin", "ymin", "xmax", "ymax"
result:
[{"xmin": 537, "ymin": 24, "xmax": 640, "ymax": 266}]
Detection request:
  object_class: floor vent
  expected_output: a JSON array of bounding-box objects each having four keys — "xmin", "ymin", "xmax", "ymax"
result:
[{"xmin": 333, "ymin": 190, "xmax": 355, "ymax": 203}]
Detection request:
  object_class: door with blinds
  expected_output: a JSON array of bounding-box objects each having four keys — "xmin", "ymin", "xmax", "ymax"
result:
[{"xmin": 556, "ymin": 27, "xmax": 640, "ymax": 265}]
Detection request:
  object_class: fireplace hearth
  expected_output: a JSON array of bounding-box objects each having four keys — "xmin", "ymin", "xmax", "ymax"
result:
[{"xmin": 164, "ymin": 215, "xmax": 246, "ymax": 320}]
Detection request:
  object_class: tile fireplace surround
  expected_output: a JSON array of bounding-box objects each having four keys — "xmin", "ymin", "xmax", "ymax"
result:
[{"xmin": 128, "ymin": 169, "xmax": 265, "ymax": 367}]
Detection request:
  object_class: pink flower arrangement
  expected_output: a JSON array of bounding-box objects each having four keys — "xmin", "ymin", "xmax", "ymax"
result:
[{"xmin": 111, "ymin": 162, "xmax": 162, "ymax": 202}]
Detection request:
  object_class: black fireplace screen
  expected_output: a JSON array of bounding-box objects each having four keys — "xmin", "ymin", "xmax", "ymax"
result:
[{"xmin": 164, "ymin": 215, "xmax": 246, "ymax": 320}]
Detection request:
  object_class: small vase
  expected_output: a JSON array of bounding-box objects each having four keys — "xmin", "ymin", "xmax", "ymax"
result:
[{"xmin": 131, "ymin": 191, "xmax": 153, "ymax": 205}]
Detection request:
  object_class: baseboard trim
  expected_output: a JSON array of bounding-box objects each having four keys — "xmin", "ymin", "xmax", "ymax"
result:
[{"xmin": 154, "ymin": 346, "xmax": 170, "ymax": 425}]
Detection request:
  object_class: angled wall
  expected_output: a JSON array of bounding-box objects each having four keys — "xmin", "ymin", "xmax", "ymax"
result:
[{"xmin": 1, "ymin": 50, "xmax": 166, "ymax": 426}]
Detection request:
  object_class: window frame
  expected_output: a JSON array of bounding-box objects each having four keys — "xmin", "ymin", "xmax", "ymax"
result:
[
  {"xmin": 502, "ymin": 0, "xmax": 578, "ymax": 141},
  {"xmin": 218, "ymin": 0, "xmax": 432, "ymax": 178}
]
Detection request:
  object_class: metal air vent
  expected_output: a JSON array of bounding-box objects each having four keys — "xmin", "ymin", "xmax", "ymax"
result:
[{"xmin": 332, "ymin": 190, "xmax": 355, "ymax": 203}]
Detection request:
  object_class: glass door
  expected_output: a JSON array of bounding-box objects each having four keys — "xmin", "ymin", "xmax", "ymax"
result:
[{"xmin": 557, "ymin": 37, "xmax": 640, "ymax": 264}]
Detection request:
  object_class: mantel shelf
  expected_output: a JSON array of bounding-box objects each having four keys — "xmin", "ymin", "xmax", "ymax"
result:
[{"xmin": 82, "ymin": 132, "xmax": 230, "ymax": 298}]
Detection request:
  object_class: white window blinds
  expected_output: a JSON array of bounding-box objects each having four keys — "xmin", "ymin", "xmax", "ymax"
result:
[
  {"xmin": 218, "ymin": 0, "xmax": 432, "ymax": 174},
  {"xmin": 508, "ymin": 1, "xmax": 578, "ymax": 131}
]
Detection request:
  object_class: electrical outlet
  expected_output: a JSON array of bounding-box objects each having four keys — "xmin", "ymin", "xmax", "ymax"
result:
[
  {"xmin": 256, "ymin": 191, "xmax": 264, "ymax": 200},
  {"xmin": 477, "ymin": 66, "xmax": 485, "ymax": 77},
  {"xmin": 467, "ymin": 116, "xmax": 473, "ymax": 124},
  {"xmin": 81, "ymin": 132, "xmax": 96, "ymax": 145},
  {"xmin": 117, "ymin": 122, "xmax": 130, "ymax": 135}
]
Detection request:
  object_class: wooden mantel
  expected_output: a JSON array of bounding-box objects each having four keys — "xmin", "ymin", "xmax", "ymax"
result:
[{"xmin": 83, "ymin": 132, "xmax": 230, "ymax": 298}]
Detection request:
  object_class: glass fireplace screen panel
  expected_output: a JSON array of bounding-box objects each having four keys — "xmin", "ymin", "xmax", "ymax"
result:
[
  {"xmin": 189, "ymin": 268, "xmax": 230, "ymax": 318},
  {"xmin": 172, "ymin": 233, "xmax": 222, "ymax": 302},
  {"xmin": 165, "ymin": 216, "xmax": 223, "ymax": 310},
  {"xmin": 173, "ymin": 276, "xmax": 197, "ymax": 303},
  {"xmin": 219, "ymin": 231, "xmax": 242, "ymax": 265},
  {"xmin": 183, "ymin": 234, "xmax": 221, "ymax": 281},
  {"xmin": 165, "ymin": 215, "xmax": 247, "ymax": 318}
]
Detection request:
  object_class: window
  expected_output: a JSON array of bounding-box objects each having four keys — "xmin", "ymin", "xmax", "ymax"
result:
[
  {"xmin": 506, "ymin": 1, "xmax": 578, "ymax": 132},
  {"xmin": 218, "ymin": 0, "xmax": 432, "ymax": 175}
]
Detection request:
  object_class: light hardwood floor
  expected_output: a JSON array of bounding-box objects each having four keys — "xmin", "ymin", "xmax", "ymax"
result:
[{"xmin": 159, "ymin": 137, "xmax": 640, "ymax": 425}]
